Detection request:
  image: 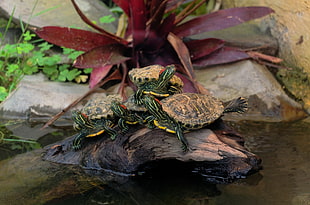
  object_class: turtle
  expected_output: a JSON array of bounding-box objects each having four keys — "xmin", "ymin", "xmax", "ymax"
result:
[
  {"xmin": 142, "ymin": 93, "xmax": 248, "ymax": 151},
  {"xmin": 110, "ymin": 95, "xmax": 156, "ymax": 134},
  {"xmin": 129, "ymin": 64, "xmax": 184, "ymax": 104},
  {"xmin": 71, "ymin": 94, "xmax": 122, "ymax": 150}
]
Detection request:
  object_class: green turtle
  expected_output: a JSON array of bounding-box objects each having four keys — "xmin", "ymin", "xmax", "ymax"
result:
[
  {"xmin": 129, "ymin": 64, "xmax": 183, "ymax": 104},
  {"xmin": 71, "ymin": 94, "xmax": 122, "ymax": 150},
  {"xmin": 142, "ymin": 93, "xmax": 248, "ymax": 151},
  {"xmin": 110, "ymin": 95, "xmax": 155, "ymax": 133}
]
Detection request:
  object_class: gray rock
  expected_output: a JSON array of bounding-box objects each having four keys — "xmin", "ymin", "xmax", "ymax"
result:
[
  {"xmin": 0, "ymin": 73, "xmax": 89, "ymax": 120},
  {"xmin": 0, "ymin": 0, "xmax": 116, "ymax": 32},
  {"xmin": 195, "ymin": 60, "xmax": 307, "ymax": 121}
]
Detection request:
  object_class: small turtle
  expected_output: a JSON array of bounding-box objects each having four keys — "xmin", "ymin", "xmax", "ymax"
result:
[
  {"xmin": 142, "ymin": 93, "xmax": 248, "ymax": 151},
  {"xmin": 71, "ymin": 94, "xmax": 122, "ymax": 150},
  {"xmin": 129, "ymin": 65, "xmax": 183, "ymax": 104},
  {"xmin": 110, "ymin": 95, "xmax": 155, "ymax": 133}
]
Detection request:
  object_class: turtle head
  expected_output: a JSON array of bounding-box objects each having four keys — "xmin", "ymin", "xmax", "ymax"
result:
[
  {"xmin": 156, "ymin": 65, "xmax": 176, "ymax": 90},
  {"xmin": 142, "ymin": 95, "xmax": 167, "ymax": 120},
  {"xmin": 110, "ymin": 101, "xmax": 129, "ymax": 118},
  {"xmin": 72, "ymin": 110, "xmax": 94, "ymax": 130}
]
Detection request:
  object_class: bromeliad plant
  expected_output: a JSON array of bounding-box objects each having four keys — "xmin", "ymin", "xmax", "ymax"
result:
[{"xmin": 35, "ymin": 0, "xmax": 274, "ymax": 95}]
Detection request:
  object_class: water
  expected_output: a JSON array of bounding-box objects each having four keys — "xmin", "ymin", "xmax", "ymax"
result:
[{"xmin": 1, "ymin": 119, "xmax": 310, "ymax": 205}]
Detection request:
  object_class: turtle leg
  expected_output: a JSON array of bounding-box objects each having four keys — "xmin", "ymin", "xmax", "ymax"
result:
[
  {"xmin": 72, "ymin": 132, "xmax": 86, "ymax": 150},
  {"xmin": 102, "ymin": 123, "xmax": 118, "ymax": 140},
  {"xmin": 134, "ymin": 88, "xmax": 144, "ymax": 105},
  {"xmin": 175, "ymin": 124, "xmax": 190, "ymax": 152},
  {"xmin": 224, "ymin": 97, "xmax": 248, "ymax": 114},
  {"xmin": 144, "ymin": 115, "xmax": 156, "ymax": 129},
  {"xmin": 118, "ymin": 118, "xmax": 129, "ymax": 134},
  {"xmin": 168, "ymin": 85, "xmax": 183, "ymax": 95}
]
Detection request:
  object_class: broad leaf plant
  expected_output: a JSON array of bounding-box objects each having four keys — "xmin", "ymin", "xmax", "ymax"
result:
[{"xmin": 35, "ymin": 0, "xmax": 274, "ymax": 96}]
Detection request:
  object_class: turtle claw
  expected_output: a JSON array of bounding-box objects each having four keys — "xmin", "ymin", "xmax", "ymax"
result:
[{"xmin": 120, "ymin": 128, "xmax": 129, "ymax": 135}]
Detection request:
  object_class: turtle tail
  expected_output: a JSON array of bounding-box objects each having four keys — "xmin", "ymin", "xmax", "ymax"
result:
[{"xmin": 223, "ymin": 97, "xmax": 248, "ymax": 114}]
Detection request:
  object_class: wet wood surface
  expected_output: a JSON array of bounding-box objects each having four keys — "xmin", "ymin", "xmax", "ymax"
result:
[{"xmin": 44, "ymin": 120, "xmax": 261, "ymax": 182}]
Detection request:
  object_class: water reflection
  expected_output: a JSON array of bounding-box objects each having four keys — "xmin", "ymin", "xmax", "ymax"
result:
[{"xmin": 47, "ymin": 175, "xmax": 222, "ymax": 205}]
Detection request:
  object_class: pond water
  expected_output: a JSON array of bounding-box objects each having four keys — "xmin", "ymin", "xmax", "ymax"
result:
[{"xmin": 1, "ymin": 118, "xmax": 310, "ymax": 205}]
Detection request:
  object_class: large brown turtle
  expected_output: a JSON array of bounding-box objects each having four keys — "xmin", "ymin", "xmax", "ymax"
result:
[{"xmin": 142, "ymin": 93, "xmax": 248, "ymax": 151}]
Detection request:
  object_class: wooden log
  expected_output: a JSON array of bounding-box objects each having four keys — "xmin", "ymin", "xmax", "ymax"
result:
[
  {"xmin": 43, "ymin": 120, "xmax": 261, "ymax": 183},
  {"xmin": 0, "ymin": 120, "xmax": 261, "ymax": 204}
]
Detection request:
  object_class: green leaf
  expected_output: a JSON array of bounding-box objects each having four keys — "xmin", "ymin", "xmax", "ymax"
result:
[
  {"xmin": 17, "ymin": 42, "xmax": 35, "ymax": 54},
  {"xmin": 58, "ymin": 69, "xmax": 81, "ymax": 81},
  {"xmin": 67, "ymin": 69, "xmax": 81, "ymax": 81},
  {"xmin": 58, "ymin": 64, "xmax": 70, "ymax": 71},
  {"xmin": 7, "ymin": 64, "xmax": 19, "ymax": 74},
  {"xmin": 37, "ymin": 55, "xmax": 61, "ymax": 66},
  {"xmin": 62, "ymin": 47, "xmax": 84, "ymax": 60},
  {"xmin": 0, "ymin": 86, "xmax": 8, "ymax": 101},
  {"xmin": 99, "ymin": 15, "xmax": 116, "ymax": 24},
  {"xmin": 23, "ymin": 63, "xmax": 39, "ymax": 75},
  {"xmin": 38, "ymin": 42, "xmax": 54, "ymax": 52},
  {"xmin": 83, "ymin": 68, "xmax": 92, "ymax": 74},
  {"xmin": 22, "ymin": 30, "xmax": 36, "ymax": 41},
  {"xmin": 42, "ymin": 65, "xmax": 59, "ymax": 80},
  {"xmin": 57, "ymin": 70, "xmax": 67, "ymax": 81}
]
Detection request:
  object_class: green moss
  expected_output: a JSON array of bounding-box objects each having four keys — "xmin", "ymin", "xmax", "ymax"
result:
[{"xmin": 277, "ymin": 67, "xmax": 310, "ymax": 110}]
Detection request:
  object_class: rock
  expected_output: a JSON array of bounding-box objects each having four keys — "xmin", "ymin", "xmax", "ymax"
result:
[
  {"xmin": 0, "ymin": 73, "xmax": 89, "ymax": 120},
  {"xmin": 221, "ymin": 0, "xmax": 310, "ymax": 117},
  {"xmin": 195, "ymin": 60, "xmax": 307, "ymax": 121},
  {"xmin": 0, "ymin": 28, "xmax": 22, "ymax": 45},
  {"xmin": 222, "ymin": 0, "xmax": 310, "ymax": 74},
  {"xmin": 0, "ymin": 0, "xmax": 117, "ymax": 32}
]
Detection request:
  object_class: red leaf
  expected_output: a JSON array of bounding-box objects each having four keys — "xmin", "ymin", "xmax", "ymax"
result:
[
  {"xmin": 142, "ymin": 15, "xmax": 175, "ymax": 52},
  {"xmin": 173, "ymin": 6, "xmax": 274, "ymax": 37},
  {"xmin": 167, "ymin": 32, "xmax": 195, "ymax": 81},
  {"xmin": 175, "ymin": 72, "xmax": 197, "ymax": 93},
  {"xmin": 35, "ymin": 27, "xmax": 120, "ymax": 51},
  {"xmin": 74, "ymin": 44, "xmax": 130, "ymax": 68},
  {"xmin": 157, "ymin": 13, "xmax": 176, "ymax": 37},
  {"xmin": 130, "ymin": 0, "xmax": 147, "ymax": 46},
  {"xmin": 185, "ymin": 38, "xmax": 224, "ymax": 60},
  {"xmin": 148, "ymin": 0, "xmax": 169, "ymax": 31},
  {"xmin": 71, "ymin": 0, "xmax": 127, "ymax": 45},
  {"xmin": 192, "ymin": 46, "xmax": 250, "ymax": 67},
  {"xmin": 89, "ymin": 65, "xmax": 113, "ymax": 88}
]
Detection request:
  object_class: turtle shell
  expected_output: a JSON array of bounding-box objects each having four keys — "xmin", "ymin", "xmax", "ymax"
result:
[
  {"xmin": 160, "ymin": 93, "xmax": 224, "ymax": 129},
  {"xmin": 129, "ymin": 65, "xmax": 183, "ymax": 87},
  {"xmin": 81, "ymin": 94, "xmax": 122, "ymax": 120},
  {"xmin": 123, "ymin": 95, "xmax": 147, "ymax": 112}
]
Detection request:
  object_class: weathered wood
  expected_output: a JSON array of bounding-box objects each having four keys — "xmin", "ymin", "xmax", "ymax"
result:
[
  {"xmin": 0, "ymin": 120, "xmax": 261, "ymax": 204},
  {"xmin": 44, "ymin": 120, "xmax": 261, "ymax": 183}
]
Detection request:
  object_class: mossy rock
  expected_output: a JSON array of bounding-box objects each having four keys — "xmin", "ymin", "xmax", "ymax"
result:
[{"xmin": 277, "ymin": 67, "xmax": 310, "ymax": 113}]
